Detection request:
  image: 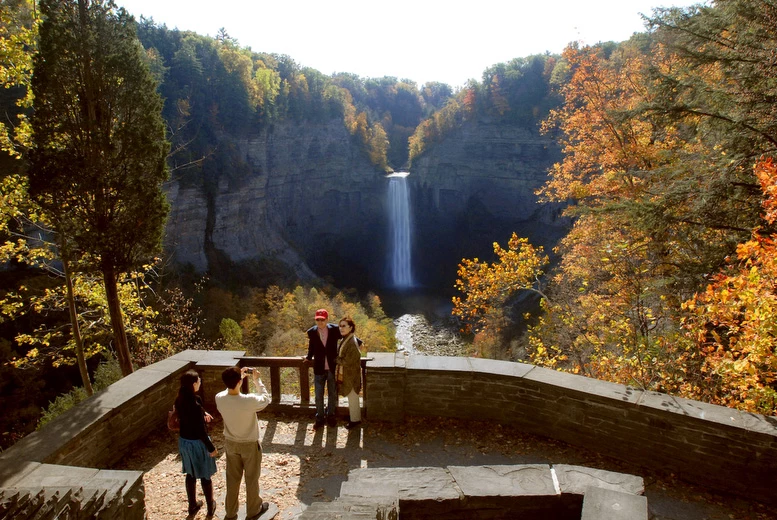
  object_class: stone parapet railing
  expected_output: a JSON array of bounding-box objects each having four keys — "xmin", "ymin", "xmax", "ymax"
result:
[
  {"xmin": 0, "ymin": 349, "xmax": 335, "ymax": 519},
  {"xmin": 364, "ymin": 353, "xmax": 777, "ymax": 505},
  {"xmin": 2, "ymin": 349, "xmax": 776, "ymax": 517},
  {"xmin": 0, "ymin": 349, "xmax": 244, "ymax": 519}
]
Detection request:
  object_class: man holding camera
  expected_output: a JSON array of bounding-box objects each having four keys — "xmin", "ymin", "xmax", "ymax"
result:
[{"xmin": 215, "ymin": 366, "xmax": 271, "ymax": 520}]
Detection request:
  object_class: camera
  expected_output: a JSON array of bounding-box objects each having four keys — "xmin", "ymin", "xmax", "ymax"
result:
[{"xmin": 244, "ymin": 367, "xmax": 255, "ymax": 374}]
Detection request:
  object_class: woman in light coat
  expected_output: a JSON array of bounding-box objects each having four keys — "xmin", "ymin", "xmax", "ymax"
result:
[{"xmin": 336, "ymin": 316, "xmax": 362, "ymax": 429}]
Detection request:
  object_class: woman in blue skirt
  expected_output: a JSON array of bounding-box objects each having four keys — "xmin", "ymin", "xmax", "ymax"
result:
[{"xmin": 176, "ymin": 369, "xmax": 218, "ymax": 517}]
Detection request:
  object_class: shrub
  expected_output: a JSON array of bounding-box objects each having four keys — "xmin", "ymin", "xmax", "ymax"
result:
[{"xmin": 37, "ymin": 355, "xmax": 122, "ymax": 429}]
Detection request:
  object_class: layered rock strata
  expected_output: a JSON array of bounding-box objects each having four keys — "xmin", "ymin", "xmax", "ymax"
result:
[{"xmin": 163, "ymin": 118, "xmax": 566, "ymax": 290}]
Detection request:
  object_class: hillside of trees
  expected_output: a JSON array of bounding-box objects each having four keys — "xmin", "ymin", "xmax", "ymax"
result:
[
  {"xmin": 134, "ymin": 18, "xmax": 562, "ymax": 180},
  {"xmin": 453, "ymin": 0, "xmax": 777, "ymax": 416},
  {"xmin": 408, "ymin": 54, "xmax": 563, "ymax": 164},
  {"xmin": 134, "ymin": 19, "xmax": 460, "ymax": 176}
]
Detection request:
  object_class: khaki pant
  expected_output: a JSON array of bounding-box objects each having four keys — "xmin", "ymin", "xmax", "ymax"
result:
[
  {"xmin": 347, "ymin": 389, "xmax": 361, "ymax": 422},
  {"xmin": 224, "ymin": 439, "xmax": 263, "ymax": 519}
]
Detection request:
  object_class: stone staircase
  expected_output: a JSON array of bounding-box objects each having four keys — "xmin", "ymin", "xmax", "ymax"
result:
[
  {"xmin": 294, "ymin": 464, "xmax": 647, "ymax": 520},
  {"xmin": 0, "ymin": 463, "xmax": 144, "ymax": 520}
]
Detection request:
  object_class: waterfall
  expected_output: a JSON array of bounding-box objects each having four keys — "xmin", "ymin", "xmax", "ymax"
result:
[{"xmin": 387, "ymin": 172, "xmax": 413, "ymax": 288}]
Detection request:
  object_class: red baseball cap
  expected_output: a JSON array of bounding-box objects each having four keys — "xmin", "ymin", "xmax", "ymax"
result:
[{"xmin": 314, "ymin": 309, "xmax": 328, "ymax": 320}]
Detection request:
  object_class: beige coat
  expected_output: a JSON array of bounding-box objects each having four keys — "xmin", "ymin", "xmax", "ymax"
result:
[{"xmin": 336, "ymin": 333, "xmax": 362, "ymax": 396}]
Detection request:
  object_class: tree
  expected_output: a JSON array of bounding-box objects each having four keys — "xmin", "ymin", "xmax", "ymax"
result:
[
  {"xmin": 367, "ymin": 123, "xmax": 389, "ymax": 172},
  {"xmin": 11, "ymin": 268, "xmax": 163, "ymax": 372},
  {"xmin": 219, "ymin": 318, "xmax": 242, "ymax": 350},
  {"xmin": 0, "ymin": 0, "xmax": 105, "ymax": 395},
  {"xmin": 0, "ymin": 0, "xmax": 38, "ymax": 269},
  {"xmin": 420, "ymin": 81, "xmax": 453, "ymax": 114},
  {"xmin": 0, "ymin": 0, "xmax": 39, "ymax": 283},
  {"xmin": 29, "ymin": 0, "xmax": 170, "ymax": 376},
  {"xmin": 683, "ymin": 158, "xmax": 777, "ymax": 414},
  {"xmin": 452, "ymin": 233, "xmax": 548, "ymax": 337},
  {"xmin": 527, "ymin": 0, "xmax": 777, "ymax": 402},
  {"xmin": 152, "ymin": 282, "xmax": 212, "ymax": 356},
  {"xmin": 0, "ymin": 0, "xmax": 36, "ymax": 158},
  {"xmin": 647, "ymin": 1, "xmax": 777, "ymax": 160}
]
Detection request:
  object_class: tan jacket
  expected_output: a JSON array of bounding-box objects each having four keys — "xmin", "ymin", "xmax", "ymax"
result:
[{"xmin": 336, "ymin": 333, "xmax": 362, "ymax": 396}]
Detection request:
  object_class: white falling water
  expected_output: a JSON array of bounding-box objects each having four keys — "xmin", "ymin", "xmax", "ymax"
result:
[{"xmin": 387, "ymin": 172, "xmax": 413, "ymax": 288}]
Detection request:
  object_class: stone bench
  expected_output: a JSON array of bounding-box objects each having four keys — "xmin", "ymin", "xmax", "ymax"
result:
[{"xmin": 297, "ymin": 464, "xmax": 646, "ymax": 520}]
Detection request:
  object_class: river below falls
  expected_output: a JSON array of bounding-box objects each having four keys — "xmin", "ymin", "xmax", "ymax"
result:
[{"xmin": 380, "ymin": 289, "xmax": 470, "ymax": 356}]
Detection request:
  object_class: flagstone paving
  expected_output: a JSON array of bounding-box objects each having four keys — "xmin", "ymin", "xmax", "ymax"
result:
[{"xmin": 114, "ymin": 414, "xmax": 777, "ymax": 520}]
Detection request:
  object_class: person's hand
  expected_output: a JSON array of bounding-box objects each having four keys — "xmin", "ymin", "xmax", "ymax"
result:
[
  {"xmin": 302, "ymin": 356, "xmax": 311, "ymax": 364},
  {"xmin": 210, "ymin": 448, "xmax": 218, "ymax": 458},
  {"xmin": 204, "ymin": 412, "xmax": 213, "ymax": 423}
]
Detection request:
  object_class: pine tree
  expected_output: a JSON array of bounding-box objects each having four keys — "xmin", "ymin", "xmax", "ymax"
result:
[{"xmin": 29, "ymin": 0, "xmax": 170, "ymax": 376}]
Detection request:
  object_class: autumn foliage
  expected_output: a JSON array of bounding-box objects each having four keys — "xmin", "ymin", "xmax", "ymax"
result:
[
  {"xmin": 452, "ymin": 233, "xmax": 548, "ymax": 355},
  {"xmin": 240, "ymin": 285, "xmax": 396, "ymax": 358},
  {"xmin": 682, "ymin": 158, "xmax": 777, "ymax": 414},
  {"xmin": 455, "ymin": 0, "xmax": 777, "ymax": 415}
]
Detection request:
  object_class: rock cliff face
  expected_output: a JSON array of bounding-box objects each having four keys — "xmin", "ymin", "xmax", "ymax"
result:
[
  {"xmin": 414, "ymin": 123, "xmax": 561, "ymax": 221},
  {"xmin": 409, "ymin": 121, "xmax": 567, "ymax": 288},
  {"xmin": 163, "ymin": 118, "xmax": 567, "ymax": 292},
  {"xmin": 164, "ymin": 120, "xmax": 389, "ymax": 287}
]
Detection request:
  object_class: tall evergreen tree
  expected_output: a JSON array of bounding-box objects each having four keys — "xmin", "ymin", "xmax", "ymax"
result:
[{"xmin": 29, "ymin": 0, "xmax": 170, "ymax": 376}]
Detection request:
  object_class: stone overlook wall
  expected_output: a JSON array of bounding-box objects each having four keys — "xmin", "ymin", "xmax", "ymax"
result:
[
  {"xmin": 2, "ymin": 349, "xmax": 774, "ymax": 518},
  {"xmin": 0, "ymin": 350, "xmax": 243, "ymax": 520},
  {"xmin": 364, "ymin": 353, "xmax": 777, "ymax": 505}
]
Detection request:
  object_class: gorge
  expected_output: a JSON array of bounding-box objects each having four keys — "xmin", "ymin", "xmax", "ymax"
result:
[
  {"xmin": 163, "ymin": 118, "xmax": 568, "ymax": 305},
  {"xmin": 128, "ymin": 23, "xmax": 569, "ymax": 315}
]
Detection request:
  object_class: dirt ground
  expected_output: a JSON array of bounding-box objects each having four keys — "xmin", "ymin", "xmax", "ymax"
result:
[{"xmin": 114, "ymin": 413, "xmax": 777, "ymax": 520}]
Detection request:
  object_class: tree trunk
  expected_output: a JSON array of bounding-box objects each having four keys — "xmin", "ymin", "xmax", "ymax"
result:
[
  {"xmin": 103, "ymin": 265, "xmax": 134, "ymax": 376},
  {"xmin": 63, "ymin": 253, "xmax": 93, "ymax": 395}
]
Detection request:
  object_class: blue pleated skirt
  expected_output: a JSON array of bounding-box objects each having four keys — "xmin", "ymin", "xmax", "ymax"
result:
[{"xmin": 178, "ymin": 437, "xmax": 217, "ymax": 479}]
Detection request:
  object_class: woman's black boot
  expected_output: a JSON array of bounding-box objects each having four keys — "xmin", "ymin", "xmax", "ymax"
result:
[
  {"xmin": 202, "ymin": 478, "xmax": 216, "ymax": 517},
  {"xmin": 185, "ymin": 474, "xmax": 203, "ymax": 515}
]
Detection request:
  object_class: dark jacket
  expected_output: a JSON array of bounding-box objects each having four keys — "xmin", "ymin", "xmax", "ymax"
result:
[
  {"xmin": 306, "ymin": 323, "xmax": 342, "ymax": 375},
  {"xmin": 175, "ymin": 394, "xmax": 215, "ymax": 452}
]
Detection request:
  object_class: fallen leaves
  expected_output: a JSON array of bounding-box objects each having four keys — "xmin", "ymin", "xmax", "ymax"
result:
[{"xmin": 113, "ymin": 414, "xmax": 777, "ymax": 520}]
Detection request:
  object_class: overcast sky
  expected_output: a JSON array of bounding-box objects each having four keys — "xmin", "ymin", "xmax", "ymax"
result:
[{"xmin": 117, "ymin": 0, "xmax": 702, "ymax": 88}]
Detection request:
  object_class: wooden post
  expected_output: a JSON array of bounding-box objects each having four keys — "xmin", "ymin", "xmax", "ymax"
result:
[
  {"xmin": 300, "ymin": 365, "xmax": 310, "ymax": 406},
  {"xmin": 270, "ymin": 366, "xmax": 281, "ymax": 404}
]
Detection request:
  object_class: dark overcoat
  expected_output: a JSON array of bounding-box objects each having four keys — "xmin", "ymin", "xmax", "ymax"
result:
[{"xmin": 306, "ymin": 323, "xmax": 341, "ymax": 375}]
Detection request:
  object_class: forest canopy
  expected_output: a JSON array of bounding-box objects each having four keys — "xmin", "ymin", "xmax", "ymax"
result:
[
  {"xmin": 453, "ymin": 0, "xmax": 777, "ymax": 415},
  {"xmin": 134, "ymin": 20, "xmax": 465, "ymax": 175}
]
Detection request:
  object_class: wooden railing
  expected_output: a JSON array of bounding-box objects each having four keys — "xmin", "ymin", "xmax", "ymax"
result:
[{"xmin": 237, "ymin": 356, "xmax": 373, "ymax": 410}]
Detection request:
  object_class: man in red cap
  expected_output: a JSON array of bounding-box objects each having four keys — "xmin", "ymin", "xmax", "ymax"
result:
[{"xmin": 303, "ymin": 309, "xmax": 342, "ymax": 429}]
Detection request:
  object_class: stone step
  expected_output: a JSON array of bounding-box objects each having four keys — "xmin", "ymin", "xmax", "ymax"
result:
[
  {"xmin": 300, "ymin": 464, "xmax": 647, "ymax": 520},
  {"xmin": 296, "ymin": 500, "xmax": 396, "ymax": 520},
  {"xmin": 0, "ymin": 464, "xmax": 144, "ymax": 520},
  {"xmin": 580, "ymin": 486, "xmax": 648, "ymax": 520}
]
